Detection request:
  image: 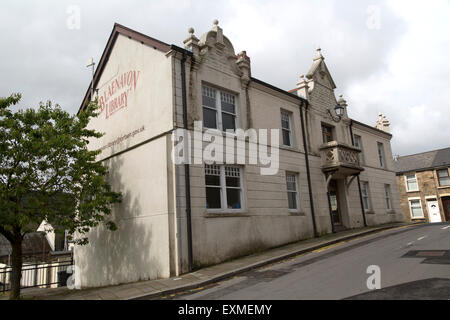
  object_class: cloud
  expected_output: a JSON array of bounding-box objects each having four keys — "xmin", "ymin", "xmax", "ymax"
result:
[
  {"xmin": 0, "ymin": 0, "xmax": 448, "ymax": 155},
  {"xmin": 346, "ymin": 0, "xmax": 450, "ymax": 155}
]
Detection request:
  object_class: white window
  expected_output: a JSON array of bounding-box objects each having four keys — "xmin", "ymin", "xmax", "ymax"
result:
[
  {"xmin": 361, "ymin": 181, "xmax": 371, "ymax": 211},
  {"xmin": 405, "ymin": 174, "xmax": 419, "ymax": 191},
  {"xmin": 384, "ymin": 184, "xmax": 392, "ymax": 210},
  {"xmin": 354, "ymin": 135, "xmax": 364, "ymax": 165},
  {"xmin": 409, "ymin": 199, "xmax": 424, "ymax": 218},
  {"xmin": 377, "ymin": 142, "xmax": 385, "ymax": 168},
  {"xmin": 437, "ymin": 169, "xmax": 450, "ymax": 187},
  {"xmin": 205, "ymin": 164, "xmax": 243, "ymax": 210},
  {"xmin": 202, "ymin": 85, "xmax": 237, "ymax": 132},
  {"xmin": 286, "ymin": 173, "xmax": 299, "ymax": 211},
  {"xmin": 281, "ymin": 111, "xmax": 292, "ymax": 147}
]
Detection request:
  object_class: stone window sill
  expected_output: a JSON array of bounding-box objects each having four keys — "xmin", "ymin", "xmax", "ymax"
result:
[
  {"xmin": 289, "ymin": 211, "xmax": 306, "ymax": 216},
  {"xmin": 205, "ymin": 211, "xmax": 249, "ymax": 218}
]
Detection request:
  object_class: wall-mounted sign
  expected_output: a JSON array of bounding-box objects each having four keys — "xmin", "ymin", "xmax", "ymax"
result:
[{"xmin": 98, "ymin": 70, "xmax": 141, "ymax": 119}]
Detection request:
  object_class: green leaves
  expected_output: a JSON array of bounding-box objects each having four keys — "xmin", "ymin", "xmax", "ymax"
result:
[{"xmin": 0, "ymin": 93, "xmax": 122, "ymax": 244}]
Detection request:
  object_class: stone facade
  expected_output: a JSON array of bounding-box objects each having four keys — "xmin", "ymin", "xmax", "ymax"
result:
[
  {"xmin": 395, "ymin": 149, "xmax": 450, "ymax": 223},
  {"xmin": 74, "ymin": 21, "xmax": 403, "ymax": 288}
]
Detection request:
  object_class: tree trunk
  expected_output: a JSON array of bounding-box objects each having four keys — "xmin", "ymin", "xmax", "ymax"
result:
[{"xmin": 9, "ymin": 239, "xmax": 23, "ymax": 300}]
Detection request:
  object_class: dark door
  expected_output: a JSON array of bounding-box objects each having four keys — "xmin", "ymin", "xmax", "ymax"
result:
[
  {"xmin": 329, "ymin": 180, "xmax": 341, "ymax": 225},
  {"xmin": 442, "ymin": 197, "xmax": 450, "ymax": 222}
]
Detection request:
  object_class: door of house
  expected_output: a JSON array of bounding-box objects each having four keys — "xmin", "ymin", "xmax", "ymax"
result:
[
  {"xmin": 442, "ymin": 197, "xmax": 450, "ymax": 222},
  {"xmin": 329, "ymin": 180, "xmax": 342, "ymax": 225},
  {"xmin": 426, "ymin": 199, "xmax": 442, "ymax": 223}
]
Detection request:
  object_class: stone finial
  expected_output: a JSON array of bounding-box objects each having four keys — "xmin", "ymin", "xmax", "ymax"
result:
[
  {"xmin": 211, "ymin": 18, "xmax": 224, "ymax": 48},
  {"xmin": 375, "ymin": 112, "xmax": 391, "ymax": 133},
  {"xmin": 314, "ymin": 46, "xmax": 324, "ymax": 61},
  {"xmin": 183, "ymin": 26, "xmax": 199, "ymax": 56}
]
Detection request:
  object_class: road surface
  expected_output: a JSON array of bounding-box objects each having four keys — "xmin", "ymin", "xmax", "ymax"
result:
[{"xmin": 168, "ymin": 222, "xmax": 450, "ymax": 300}]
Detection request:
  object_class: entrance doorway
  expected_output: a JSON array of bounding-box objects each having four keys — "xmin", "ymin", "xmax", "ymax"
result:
[
  {"xmin": 426, "ymin": 199, "xmax": 442, "ymax": 223},
  {"xmin": 329, "ymin": 180, "xmax": 342, "ymax": 226},
  {"xmin": 442, "ymin": 197, "xmax": 450, "ymax": 222}
]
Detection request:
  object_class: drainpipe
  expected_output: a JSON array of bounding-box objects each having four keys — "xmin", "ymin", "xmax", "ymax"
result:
[
  {"xmin": 349, "ymin": 120, "xmax": 367, "ymax": 227},
  {"xmin": 299, "ymin": 100, "xmax": 318, "ymax": 237},
  {"xmin": 181, "ymin": 52, "xmax": 194, "ymax": 271}
]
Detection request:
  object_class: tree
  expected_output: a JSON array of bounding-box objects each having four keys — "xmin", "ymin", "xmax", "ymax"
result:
[{"xmin": 0, "ymin": 93, "xmax": 121, "ymax": 299}]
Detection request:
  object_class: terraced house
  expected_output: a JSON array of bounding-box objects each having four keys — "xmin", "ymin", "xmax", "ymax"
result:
[
  {"xmin": 395, "ymin": 147, "xmax": 450, "ymax": 223},
  {"xmin": 75, "ymin": 21, "xmax": 403, "ymax": 288}
]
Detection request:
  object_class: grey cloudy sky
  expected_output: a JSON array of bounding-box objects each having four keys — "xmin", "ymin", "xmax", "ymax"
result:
[{"xmin": 1, "ymin": 0, "xmax": 449, "ymax": 156}]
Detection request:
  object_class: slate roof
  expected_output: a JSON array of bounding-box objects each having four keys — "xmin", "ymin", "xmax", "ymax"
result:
[
  {"xmin": 394, "ymin": 147, "xmax": 450, "ymax": 174},
  {"xmin": 0, "ymin": 232, "xmax": 52, "ymax": 258}
]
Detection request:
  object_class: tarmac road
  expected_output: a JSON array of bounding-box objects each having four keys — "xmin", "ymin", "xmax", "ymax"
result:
[{"xmin": 171, "ymin": 222, "xmax": 450, "ymax": 300}]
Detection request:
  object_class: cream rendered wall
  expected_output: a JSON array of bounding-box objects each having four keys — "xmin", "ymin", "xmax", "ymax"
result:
[
  {"xmin": 75, "ymin": 34, "xmax": 176, "ymax": 288},
  {"xmin": 353, "ymin": 126, "xmax": 403, "ymax": 225},
  {"xmin": 172, "ymin": 44, "xmax": 316, "ymax": 266}
]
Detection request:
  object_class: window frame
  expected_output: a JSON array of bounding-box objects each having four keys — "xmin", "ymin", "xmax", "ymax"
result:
[
  {"xmin": 408, "ymin": 198, "xmax": 424, "ymax": 219},
  {"xmin": 377, "ymin": 142, "xmax": 385, "ymax": 168},
  {"xmin": 285, "ymin": 172, "xmax": 300, "ymax": 212},
  {"xmin": 360, "ymin": 181, "xmax": 371, "ymax": 212},
  {"xmin": 405, "ymin": 173, "xmax": 419, "ymax": 192},
  {"xmin": 202, "ymin": 84, "xmax": 238, "ymax": 132},
  {"xmin": 205, "ymin": 164, "xmax": 244, "ymax": 212},
  {"xmin": 384, "ymin": 184, "xmax": 392, "ymax": 210},
  {"xmin": 353, "ymin": 134, "xmax": 365, "ymax": 165},
  {"xmin": 437, "ymin": 168, "xmax": 450, "ymax": 187},
  {"xmin": 321, "ymin": 124, "xmax": 334, "ymax": 144},
  {"xmin": 280, "ymin": 110, "xmax": 293, "ymax": 147}
]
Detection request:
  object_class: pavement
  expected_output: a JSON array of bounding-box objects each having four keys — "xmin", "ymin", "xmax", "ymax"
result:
[{"xmin": 0, "ymin": 221, "xmax": 421, "ymax": 300}]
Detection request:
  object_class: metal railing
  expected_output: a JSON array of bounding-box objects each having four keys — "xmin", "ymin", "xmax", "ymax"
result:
[{"xmin": 0, "ymin": 257, "xmax": 74, "ymax": 292}]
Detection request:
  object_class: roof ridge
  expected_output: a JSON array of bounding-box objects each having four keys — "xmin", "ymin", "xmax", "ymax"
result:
[{"xmin": 398, "ymin": 146, "xmax": 450, "ymax": 158}]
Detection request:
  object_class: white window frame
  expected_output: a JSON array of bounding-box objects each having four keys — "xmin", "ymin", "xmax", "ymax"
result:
[
  {"xmin": 202, "ymin": 85, "xmax": 238, "ymax": 132},
  {"xmin": 437, "ymin": 168, "xmax": 450, "ymax": 187},
  {"xmin": 361, "ymin": 181, "xmax": 371, "ymax": 211},
  {"xmin": 377, "ymin": 142, "xmax": 385, "ymax": 168},
  {"xmin": 286, "ymin": 172, "xmax": 300, "ymax": 212},
  {"xmin": 205, "ymin": 164, "xmax": 244, "ymax": 212},
  {"xmin": 384, "ymin": 184, "xmax": 392, "ymax": 210},
  {"xmin": 280, "ymin": 110, "xmax": 293, "ymax": 147},
  {"xmin": 353, "ymin": 134, "xmax": 364, "ymax": 165},
  {"xmin": 405, "ymin": 174, "xmax": 419, "ymax": 192},
  {"xmin": 408, "ymin": 198, "xmax": 424, "ymax": 219}
]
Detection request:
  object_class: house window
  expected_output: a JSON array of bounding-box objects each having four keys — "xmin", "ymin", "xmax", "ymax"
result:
[
  {"xmin": 322, "ymin": 124, "xmax": 333, "ymax": 143},
  {"xmin": 405, "ymin": 174, "xmax": 419, "ymax": 191},
  {"xmin": 202, "ymin": 85, "xmax": 237, "ymax": 131},
  {"xmin": 377, "ymin": 142, "xmax": 385, "ymax": 168},
  {"xmin": 437, "ymin": 169, "xmax": 450, "ymax": 187},
  {"xmin": 384, "ymin": 184, "xmax": 392, "ymax": 210},
  {"xmin": 409, "ymin": 199, "xmax": 424, "ymax": 218},
  {"xmin": 361, "ymin": 181, "xmax": 371, "ymax": 211},
  {"xmin": 354, "ymin": 135, "xmax": 364, "ymax": 165},
  {"xmin": 205, "ymin": 164, "xmax": 242, "ymax": 210},
  {"xmin": 281, "ymin": 111, "xmax": 292, "ymax": 147},
  {"xmin": 286, "ymin": 173, "xmax": 299, "ymax": 210}
]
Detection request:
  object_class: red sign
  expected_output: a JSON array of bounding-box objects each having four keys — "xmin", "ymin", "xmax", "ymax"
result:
[{"xmin": 98, "ymin": 70, "xmax": 141, "ymax": 119}]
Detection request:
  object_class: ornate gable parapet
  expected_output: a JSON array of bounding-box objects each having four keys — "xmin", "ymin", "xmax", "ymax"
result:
[
  {"xmin": 198, "ymin": 20, "xmax": 236, "ymax": 56},
  {"xmin": 306, "ymin": 47, "xmax": 337, "ymax": 90}
]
